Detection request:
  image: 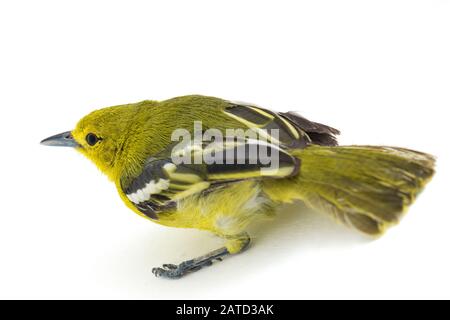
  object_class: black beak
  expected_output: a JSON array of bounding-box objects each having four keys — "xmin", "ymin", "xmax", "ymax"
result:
[{"xmin": 40, "ymin": 131, "xmax": 80, "ymax": 147}]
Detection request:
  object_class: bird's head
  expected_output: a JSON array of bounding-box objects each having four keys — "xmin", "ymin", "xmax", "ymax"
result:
[{"xmin": 41, "ymin": 103, "xmax": 142, "ymax": 180}]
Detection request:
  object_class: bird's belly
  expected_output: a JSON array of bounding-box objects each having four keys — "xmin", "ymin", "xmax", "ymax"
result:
[{"xmin": 155, "ymin": 180, "xmax": 272, "ymax": 236}]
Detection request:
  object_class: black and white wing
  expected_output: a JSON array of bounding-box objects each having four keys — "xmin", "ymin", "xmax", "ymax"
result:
[
  {"xmin": 225, "ymin": 101, "xmax": 340, "ymax": 147},
  {"xmin": 120, "ymin": 138, "xmax": 300, "ymax": 219}
]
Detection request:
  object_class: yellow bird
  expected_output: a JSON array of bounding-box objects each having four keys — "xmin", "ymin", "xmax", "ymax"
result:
[{"xmin": 41, "ymin": 95, "xmax": 435, "ymax": 278}]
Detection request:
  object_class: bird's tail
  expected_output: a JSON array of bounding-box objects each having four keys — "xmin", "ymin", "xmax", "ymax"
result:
[{"xmin": 289, "ymin": 145, "xmax": 435, "ymax": 235}]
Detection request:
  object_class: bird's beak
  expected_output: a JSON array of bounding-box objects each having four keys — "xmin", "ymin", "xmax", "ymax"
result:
[{"xmin": 40, "ymin": 131, "xmax": 80, "ymax": 147}]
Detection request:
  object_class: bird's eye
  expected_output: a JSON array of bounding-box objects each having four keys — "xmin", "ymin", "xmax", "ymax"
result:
[{"xmin": 86, "ymin": 133, "xmax": 100, "ymax": 146}]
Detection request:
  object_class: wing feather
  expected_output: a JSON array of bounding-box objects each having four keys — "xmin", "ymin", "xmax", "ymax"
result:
[{"xmin": 120, "ymin": 137, "xmax": 300, "ymax": 218}]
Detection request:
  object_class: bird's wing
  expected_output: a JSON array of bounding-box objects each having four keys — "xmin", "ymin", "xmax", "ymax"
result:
[
  {"xmin": 120, "ymin": 137, "xmax": 300, "ymax": 219},
  {"xmin": 223, "ymin": 102, "xmax": 309, "ymax": 149},
  {"xmin": 278, "ymin": 111, "xmax": 340, "ymax": 146},
  {"xmin": 224, "ymin": 101, "xmax": 340, "ymax": 147}
]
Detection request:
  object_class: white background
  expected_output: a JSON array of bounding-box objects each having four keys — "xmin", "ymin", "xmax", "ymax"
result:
[{"xmin": 0, "ymin": 0, "xmax": 449, "ymax": 299}]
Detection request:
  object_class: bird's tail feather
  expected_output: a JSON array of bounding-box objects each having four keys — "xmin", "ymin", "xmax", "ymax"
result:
[{"xmin": 290, "ymin": 145, "xmax": 435, "ymax": 235}]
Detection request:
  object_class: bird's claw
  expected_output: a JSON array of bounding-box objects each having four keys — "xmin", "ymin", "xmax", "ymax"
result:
[
  {"xmin": 152, "ymin": 246, "xmax": 231, "ymax": 279},
  {"xmin": 152, "ymin": 259, "xmax": 215, "ymax": 279},
  {"xmin": 152, "ymin": 266, "xmax": 183, "ymax": 279},
  {"xmin": 152, "ymin": 260, "xmax": 192, "ymax": 279}
]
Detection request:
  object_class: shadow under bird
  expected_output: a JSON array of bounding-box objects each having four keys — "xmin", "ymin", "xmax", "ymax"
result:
[{"xmin": 41, "ymin": 95, "xmax": 435, "ymax": 279}]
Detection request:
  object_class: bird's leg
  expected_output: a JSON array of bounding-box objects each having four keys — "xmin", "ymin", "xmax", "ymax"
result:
[{"xmin": 152, "ymin": 233, "xmax": 250, "ymax": 279}]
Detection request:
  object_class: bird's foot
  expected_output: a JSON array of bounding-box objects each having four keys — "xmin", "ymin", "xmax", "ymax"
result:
[
  {"xmin": 152, "ymin": 247, "xmax": 229, "ymax": 279},
  {"xmin": 152, "ymin": 233, "xmax": 251, "ymax": 279}
]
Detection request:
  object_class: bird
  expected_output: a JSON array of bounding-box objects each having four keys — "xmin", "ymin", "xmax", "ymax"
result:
[{"xmin": 41, "ymin": 95, "xmax": 435, "ymax": 279}]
